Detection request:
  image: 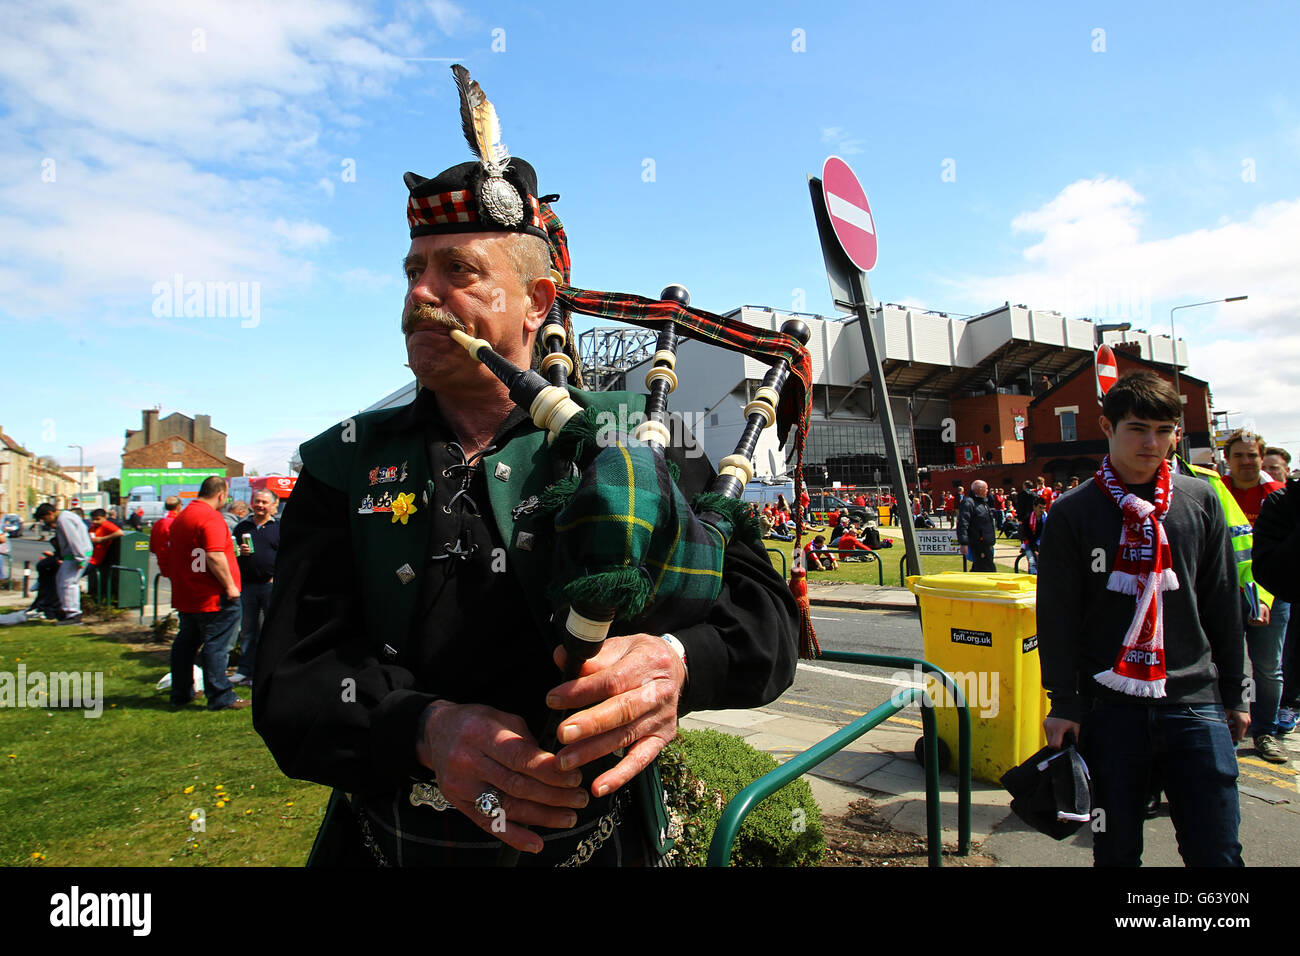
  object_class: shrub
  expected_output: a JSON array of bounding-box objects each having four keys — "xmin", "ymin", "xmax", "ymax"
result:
[{"xmin": 658, "ymin": 728, "xmax": 824, "ymax": 867}]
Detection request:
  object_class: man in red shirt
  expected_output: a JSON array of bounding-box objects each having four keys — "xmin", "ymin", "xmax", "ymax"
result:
[
  {"xmin": 1036, "ymin": 476, "xmax": 1054, "ymax": 509},
  {"xmin": 1224, "ymin": 430, "xmax": 1285, "ymax": 523},
  {"xmin": 88, "ymin": 509, "xmax": 124, "ymax": 603},
  {"xmin": 167, "ymin": 477, "xmax": 248, "ymax": 712},
  {"xmin": 149, "ymin": 496, "xmax": 182, "ymax": 580},
  {"xmin": 1223, "ymin": 429, "xmax": 1288, "ymax": 758}
]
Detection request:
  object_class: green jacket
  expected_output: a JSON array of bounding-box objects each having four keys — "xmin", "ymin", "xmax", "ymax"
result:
[{"xmin": 298, "ymin": 388, "xmax": 647, "ymax": 661}]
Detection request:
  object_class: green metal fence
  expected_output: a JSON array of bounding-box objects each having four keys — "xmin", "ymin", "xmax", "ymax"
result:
[{"xmin": 707, "ymin": 652, "xmax": 971, "ymax": 867}]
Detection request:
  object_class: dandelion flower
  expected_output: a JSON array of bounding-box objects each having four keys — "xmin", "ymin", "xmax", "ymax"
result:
[
  {"xmin": 216, "ymin": 801, "xmax": 226, "ymax": 808},
  {"xmin": 285, "ymin": 801, "xmax": 294, "ymax": 807},
  {"xmin": 183, "ymin": 785, "xmax": 195, "ymax": 794}
]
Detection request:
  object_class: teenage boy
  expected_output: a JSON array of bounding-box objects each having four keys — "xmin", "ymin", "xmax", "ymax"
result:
[{"xmin": 1038, "ymin": 371, "xmax": 1246, "ymax": 867}]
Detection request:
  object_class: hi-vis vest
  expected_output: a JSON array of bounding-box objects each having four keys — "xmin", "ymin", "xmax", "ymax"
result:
[{"xmin": 1181, "ymin": 459, "xmax": 1273, "ymax": 609}]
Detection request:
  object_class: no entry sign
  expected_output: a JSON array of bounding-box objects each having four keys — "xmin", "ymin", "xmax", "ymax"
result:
[
  {"xmin": 1095, "ymin": 343, "xmax": 1118, "ymax": 397},
  {"xmin": 822, "ymin": 156, "xmax": 878, "ymax": 273}
]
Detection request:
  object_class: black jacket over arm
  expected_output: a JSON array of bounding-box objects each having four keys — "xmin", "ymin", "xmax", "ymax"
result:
[{"xmin": 1253, "ymin": 478, "xmax": 1300, "ymax": 603}]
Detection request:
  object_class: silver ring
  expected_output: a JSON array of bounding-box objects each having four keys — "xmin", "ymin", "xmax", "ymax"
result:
[{"xmin": 475, "ymin": 789, "xmax": 502, "ymax": 818}]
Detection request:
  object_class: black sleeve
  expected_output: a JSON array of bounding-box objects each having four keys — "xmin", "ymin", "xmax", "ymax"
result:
[
  {"xmin": 663, "ymin": 428, "xmax": 799, "ymax": 714},
  {"xmin": 1036, "ymin": 501, "xmax": 1086, "ymax": 722},
  {"xmin": 956, "ymin": 499, "xmax": 971, "ymax": 545},
  {"xmin": 1195, "ymin": 487, "xmax": 1247, "ymax": 711},
  {"xmin": 253, "ymin": 469, "xmax": 437, "ymax": 796},
  {"xmin": 1253, "ymin": 483, "xmax": 1300, "ymax": 603}
]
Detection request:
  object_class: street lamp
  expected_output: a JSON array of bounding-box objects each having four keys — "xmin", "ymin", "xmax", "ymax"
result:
[
  {"xmin": 68, "ymin": 444, "xmax": 84, "ymax": 506},
  {"xmin": 1169, "ymin": 296, "xmax": 1247, "ymax": 459}
]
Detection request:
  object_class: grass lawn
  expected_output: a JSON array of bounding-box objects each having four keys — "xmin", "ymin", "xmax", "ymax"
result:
[
  {"xmin": 0, "ymin": 620, "xmax": 329, "ymax": 867},
  {"xmin": 760, "ymin": 539, "xmax": 970, "ymax": 586}
]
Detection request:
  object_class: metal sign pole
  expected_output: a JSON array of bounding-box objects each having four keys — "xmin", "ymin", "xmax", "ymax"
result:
[
  {"xmin": 807, "ymin": 175, "xmax": 922, "ymax": 581},
  {"xmin": 848, "ymin": 271, "xmax": 922, "ymax": 579}
]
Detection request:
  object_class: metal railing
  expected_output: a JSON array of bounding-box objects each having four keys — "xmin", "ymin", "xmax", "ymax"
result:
[
  {"xmin": 765, "ymin": 548, "xmax": 787, "ymax": 578},
  {"xmin": 707, "ymin": 651, "xmax": 971, "ymax": 867},
  {"xmin": 96, "ymin": 565, "xmax": 146, "ymax": 623}
]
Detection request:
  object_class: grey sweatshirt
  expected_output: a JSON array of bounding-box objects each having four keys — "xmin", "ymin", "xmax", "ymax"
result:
[
  {"xmin": 55, "ymin": 511, "xmax": 92, "ymax": 565},
  {"xmin": 1037, "ymin": 475, "xmax": 1246, "ymax": 722}
]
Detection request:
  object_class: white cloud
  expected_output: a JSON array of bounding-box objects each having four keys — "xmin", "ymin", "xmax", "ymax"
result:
[
  {"xmin": 272, "ymin": 219, "xmax": 333, "ymax": 248},
  {"xmin": 821, "ymin": 126, "xmax": 866, "ymax": 156},
  {"xmin": 339, "ymin": 267, "xmax": 400, "ymax": 292},
  {"xmin": 944, "ymin": 176, "xmax": 1300, "ymax": 459},
  {"xmin": 0, "ymin": 0, "xmax": 465, "ymax": 322},
  {"xmin": 229, "ymin": 431, "xmax": 313, "ymax": 477}
]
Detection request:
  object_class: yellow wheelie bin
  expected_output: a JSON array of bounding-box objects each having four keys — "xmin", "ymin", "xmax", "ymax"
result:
[{"xmin": 905, "ymin": 572, "xmax": 1047, "ymax": 784}]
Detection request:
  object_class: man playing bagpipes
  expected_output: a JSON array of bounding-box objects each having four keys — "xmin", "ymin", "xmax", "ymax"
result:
[{"xmin": 253, "ymin": 66, "xmax": 809, "ymax": 866}]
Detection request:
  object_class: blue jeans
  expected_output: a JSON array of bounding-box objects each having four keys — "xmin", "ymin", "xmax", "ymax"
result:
[
  {"xmin": 236, "ymin": 581, "xmax": 273, "ymax": 679},
  {"xmin": 171, "ymin": 601, "xmax": 241, "ymax": 710},
  {"xmin": 1283, "ymin": 604, "xmax": 1299, "ymax": 709},
  {"xmin": 1021, "ymin": 542, "xmax": 1038, "ymax": 574},
  {"xmin": 1080, "ymin": 700, "xmax": 1242, "ymax": 867},
  {"xmin": 1246, "ymin": 598, "xmax": 1290, "ymax": 736}
]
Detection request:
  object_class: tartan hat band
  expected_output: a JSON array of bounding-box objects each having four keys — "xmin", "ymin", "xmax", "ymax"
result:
[
  {"xmin": 405, "ymin": 160, "xmax": 548, "ymax": 242},
  {"xmin": 407, "ymin": 188, "xmax": 545, "ymax": 237}
]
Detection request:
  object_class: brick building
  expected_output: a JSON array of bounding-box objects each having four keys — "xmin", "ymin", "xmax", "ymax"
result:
[
  {"xmin": 120, "ymin": 410, "xmax": 243, "ymax": 503},
  {"xmin": 927, "ymin": 344, "xmax": 1211, "ymax": 492},
  {"xmin": 0, "ymin": 428, "xmax": 80, "ymax": 514},
  {"xmin": 0, "ymin": 427, "xmax": 34, "ymax": 516}
]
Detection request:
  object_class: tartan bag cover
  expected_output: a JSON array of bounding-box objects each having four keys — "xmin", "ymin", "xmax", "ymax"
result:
[{"xmin": 551, "ymin": 440, "xmax": 727, "ymax": 623}]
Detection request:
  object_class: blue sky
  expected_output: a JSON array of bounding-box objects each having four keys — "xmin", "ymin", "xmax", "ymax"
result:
[{"xmin": 2, "ymin": 0, "xmax": 1297, "ymax": 479}]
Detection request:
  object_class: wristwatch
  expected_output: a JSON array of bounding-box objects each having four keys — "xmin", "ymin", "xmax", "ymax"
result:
[{"xmin": 659, "ymin": 632, "xmax": 688, "ymax": 681}]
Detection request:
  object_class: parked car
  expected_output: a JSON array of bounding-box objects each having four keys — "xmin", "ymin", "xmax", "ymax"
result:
[
  {"xmin": 2, "ymin": 514, "xmax": 22, "ymax": 538},
  {"xmin": 805, "ymin": 493, "xmax": 878, "ymax": 526}
]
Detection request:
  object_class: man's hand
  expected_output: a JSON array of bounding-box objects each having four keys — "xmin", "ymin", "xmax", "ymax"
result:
[
  {"xmin": 415, "ymin": 700, "xmax": 588, "ymax": 854},
  {"xmin": 1044, "ymin": 716, "xmax": 1081, "ymax": 750},
  {"xmin": 1227, "ymin": 709, "xmax": 1250, "ymax": 743},
  {"xmin": 547, "ymin": 633, "xmax": 687, "ymax": 799},
  {"xmin": 1250, "ymin": 604, "xmax": 1271, "ymax": 626}
]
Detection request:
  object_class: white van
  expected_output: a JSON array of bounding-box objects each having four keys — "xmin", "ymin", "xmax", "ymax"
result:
[{"xmin": 740, "ymin": 478, "xmax": 795, "ymax": 507}]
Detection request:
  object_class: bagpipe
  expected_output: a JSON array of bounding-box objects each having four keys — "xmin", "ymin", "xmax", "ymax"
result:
[
  {"xmin": 449, "ymin": 286, "xmax": 817, "ymax": 682},
  {"xmin": 438, "ymin": 61, "xmax": 818, "ymax": 867}
]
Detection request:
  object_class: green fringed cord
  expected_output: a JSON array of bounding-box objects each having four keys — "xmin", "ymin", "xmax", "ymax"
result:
[
  {"xmin": 550, "ymin": 408, "xmax": 604, "ymax": 466},
  {"xmin": 692, "ymin": 492, "xmax": 765, "ymax": 551},
  {"xmin": 559, "ymin": 567, "xmax": 653, "ymax": 622},
  {"xmin": 666, "ymin": 459, "xmax": 681, "ymax": 483},
  {"xmin": 534, "ymin": 474, "xmax": 581, "ymax": 517}
]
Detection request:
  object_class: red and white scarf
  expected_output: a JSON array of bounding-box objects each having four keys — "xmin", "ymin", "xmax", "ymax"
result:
[{"xmin": 1091, "ymin": 456, "xmax": 1179, "ymax": 698}]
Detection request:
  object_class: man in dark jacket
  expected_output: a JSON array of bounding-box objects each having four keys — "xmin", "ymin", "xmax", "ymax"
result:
[
  {"xmin": 1038, "ymin": 371, "xmax": 1246, "ymax": 866},
  {"xmin": 957, "ymin": 479, "xmax": 997, "ymax": 571},
  {"xmin": 254, "ymin": 67, "xmax": 800, "ymax": 866},
  {"xmin": 1254, "ymin": 477, "xmax": 1300, "ymax": 734}
]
